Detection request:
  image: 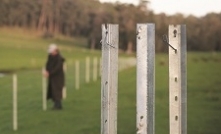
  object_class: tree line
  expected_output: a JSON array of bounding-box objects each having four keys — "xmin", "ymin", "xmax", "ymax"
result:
[{"xmin": 0, "ymin": 0, "xmax": 220, "ymax": 52}]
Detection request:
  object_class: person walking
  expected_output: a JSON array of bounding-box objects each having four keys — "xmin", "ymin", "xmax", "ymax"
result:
[{"xmin": 44, "ymin": 44, "xmax": 65, "ymax": 110}]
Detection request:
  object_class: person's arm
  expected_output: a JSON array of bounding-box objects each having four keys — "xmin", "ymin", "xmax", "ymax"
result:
[
  {"xmin": 48, "ymin": 57, "xmax": 63, "ymax": 76},
  {"xmin": 44, "ymin": 55, "xmax": 50, "ymax": 77}
]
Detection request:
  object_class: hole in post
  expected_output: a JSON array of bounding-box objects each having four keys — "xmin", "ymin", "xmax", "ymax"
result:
[
  {"xmin": 175, "ymin": 96, "xmax": 178, "ymax": 101},
  {"xmin": 175, "ymin": 116, "xmax": 178, "ymax": 121},
  {"xmin": 173, "ymin": 30, "xmax": 177, "ymax": 37},
  {"xmin": 105, "ymin": 120, "xmax": 107, "ymax": 123},
  {"xmin": 175, "ymin": 77, "xmax": 177, "ymax": 82},
  {"xmin": 140, "ymin": 116, "xmax": 144, "ymax": 119}
]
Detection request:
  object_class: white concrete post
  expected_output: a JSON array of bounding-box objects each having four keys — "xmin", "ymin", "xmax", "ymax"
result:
[
  {"xmin": 101, "ymin": 24, "xmax": 119, "ymax": 134},
  {"xmin": 75, "ymin": 60, "xmax": 80, "ymax": 90},
  {"xmin": 85, "ymin": 57, "xmax": 90, "ymax": 83},
  {"xmin": 93, "ymin": 57, "xmax": 98, "ymax": 82},
  {"xmin": 136, "ymin": 23, "xmax": 155, "ymax": 134},
  {"xmin": 63, "ymin": 63, "xmax": 67, "ymax": 99},
  {"xmin": 169, "ymin": 25, "xmax": 187, "ymax": 134},
  {"xmin": 12, "ymin": 74, "xmax": 18, "ymax": 131},
  {"xmin": 42, "ymin": 68, "xmax": 47, "ymax": 111}
]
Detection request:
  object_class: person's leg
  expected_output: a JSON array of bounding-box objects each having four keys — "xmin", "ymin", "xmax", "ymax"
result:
[
  {"xmin": 56, "ymin": 100, "xmax": 62, "ymax": 109},
  {"xmin": 52, "ymin": 99, "xmax": 56, "ymax": 109},
  {"xmin": 53, "ymin": 100, "xmax": 62, "ymax": 110}
]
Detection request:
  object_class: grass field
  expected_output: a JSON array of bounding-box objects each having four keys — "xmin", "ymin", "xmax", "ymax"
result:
[
  {"xmin": 0, "ymin": 27, "xmax": 100, "ymax": 72},
  {"xmin": 0, "ymin": 28, "xmax": 221, "ymax": 134}
]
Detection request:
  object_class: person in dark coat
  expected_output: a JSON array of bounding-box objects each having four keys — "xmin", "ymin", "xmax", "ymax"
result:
[{"xmin": 44, "ymin": 44, "xmax": 65, "ymax": 110}]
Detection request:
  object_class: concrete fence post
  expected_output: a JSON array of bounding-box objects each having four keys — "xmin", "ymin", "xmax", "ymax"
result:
[
  {"xmin": 101, "ymin": 24, "xmax": 119, "ymax": 134},
  {"xmin": 136, "ymin": 23, "xmax": 155, "ymax": 134},
  {"xmin": 63, "ymin": 63, "xmax": 67, "ymax": 99},
  {"xmin": 86, "ymin": 57, "xmax": 90, "ymax": 83},
  {"xmin": 75, "ymin": 60, "xmax": 80, "ymax": 90},
  {"xmin": 42, "ymin": 68, "xmax": 47, "ymax": 111},
  {"xmin": 93, "ymin": 57, "xmax": 98, "ymax": 82},
  {"xmin": 169, "ymin": 25, "xmax": 187, "ymax": 134},
  {"xmin": 12, "ymin": 74, "xmax": 18, "ymax": 131}
]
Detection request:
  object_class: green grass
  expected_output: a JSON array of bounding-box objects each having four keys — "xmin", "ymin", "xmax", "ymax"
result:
[
  {"xmin": 0, "ymin": 27, "xmax": 100, "ymax": 72},
  {"xmin": 0, "ymin": 28, "xmax": 221, "ymax": 133}
]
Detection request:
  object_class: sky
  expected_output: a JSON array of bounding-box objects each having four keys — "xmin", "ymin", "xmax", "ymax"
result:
[{"xmin": 99, "ymin": 0, "xmax": 221, "ymax": 17}]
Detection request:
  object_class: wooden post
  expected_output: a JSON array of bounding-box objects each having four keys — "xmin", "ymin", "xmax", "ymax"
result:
[
  {"xmin": 42, "ymin": 68, "xmax": 47, "ymax": 111},
  {"xmin": 93, "ymin": 57, "xmax": 98, "ymax": 82},
  {"xmin": 75, "ymin": 60, "xmax": 80, "ymax": 90},
  {"xmin": 101, "ymin": 24, "xmax": 119, "ymax": 134},
  {"xmin": 136, "ymin": 23, "xmax": 155, "ymax": 134},
  {"xmin": 13, "ymin": 74, "xmax": 18, "ymax": 131},
  {"xmin": 169, "ymin": 25, "xmax": 187, "ymax": 134},
  {"xmin": 85, "ymin": 57, "xmax": 90, "ymax": 83}
]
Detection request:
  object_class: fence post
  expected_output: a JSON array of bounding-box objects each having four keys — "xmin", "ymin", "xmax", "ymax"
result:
[
  {"xmin": 85, "ymin": 57, "xmax": 90, "ymax": 83},
  {"xmin": 93, "ymin": 57, "xmax": 98, "ymax": 82},
  {"xmin": 136, "ymin": 23, "xmax": 155, "ymax": 134},
  {"xmin": 75, "ymin": 60, "xmax": 80, "ymax": 90},
  {"xmin": 42, "ymin": 68, "xmax": 47, "ymax": 111},
  {"xmin": 63, "ymin": 63, "xmax": 67, "ymax": 99},
  {"xmin": 12, "ymin": 74, "xmax": 18, "ymax": 131},
  {"xmin": 101, "ymin": 24, "xmax": 119, "ymax": 134},
  {"xmin": 169, "ymin": 25, "xmax": 187, "ymax": 134}
]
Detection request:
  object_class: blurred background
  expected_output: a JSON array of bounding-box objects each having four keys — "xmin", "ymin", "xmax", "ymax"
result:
[
  {"xmin": 0, "ymin": 0, "xmax": 220, "ymax": 134},
  {"xmin": 0, "ymin": 0, "xmax": 221, "ymax": 52}
]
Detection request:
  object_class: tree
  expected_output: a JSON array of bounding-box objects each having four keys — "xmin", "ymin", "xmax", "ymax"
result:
[{"xmin": 0, "ymin": 0, "xmax": 220, "ymax": 52}]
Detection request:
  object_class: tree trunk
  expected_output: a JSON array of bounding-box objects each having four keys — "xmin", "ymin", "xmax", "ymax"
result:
[
  {"xmin": 54, "ymin": 0, "xmax": 62, "ymax": 34},
  {"xmin": 48, "ymin": 0, "xmax": 54, "ymax": 35},
  {"xmin": 38, "ymin": 0, "xmax": 47, "ymax": 32},
  {"xmin": 126, "ymin": 41, "xmax": 133, "ymax": 54},
  {"xmin": 38, "ymin": 0, "xmax": 55, "ymax": 35},
  {"xmin": 90, "ymin": 38, "xmax": 96, "ymax": 50}
]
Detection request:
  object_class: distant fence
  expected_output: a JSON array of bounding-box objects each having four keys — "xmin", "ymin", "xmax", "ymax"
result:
[
  {"xmin": 0, "ymin": 56, "xmax": 136, "ymax": 132},
  {"xmin": 0, "ymin": 71, "xmax": 43, "ymax": 132}
]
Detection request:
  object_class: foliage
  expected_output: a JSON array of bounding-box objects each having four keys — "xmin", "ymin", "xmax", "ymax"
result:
[{"xmin": 0, "ymin": 0, "xmax": 220, "ymax": 52}]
